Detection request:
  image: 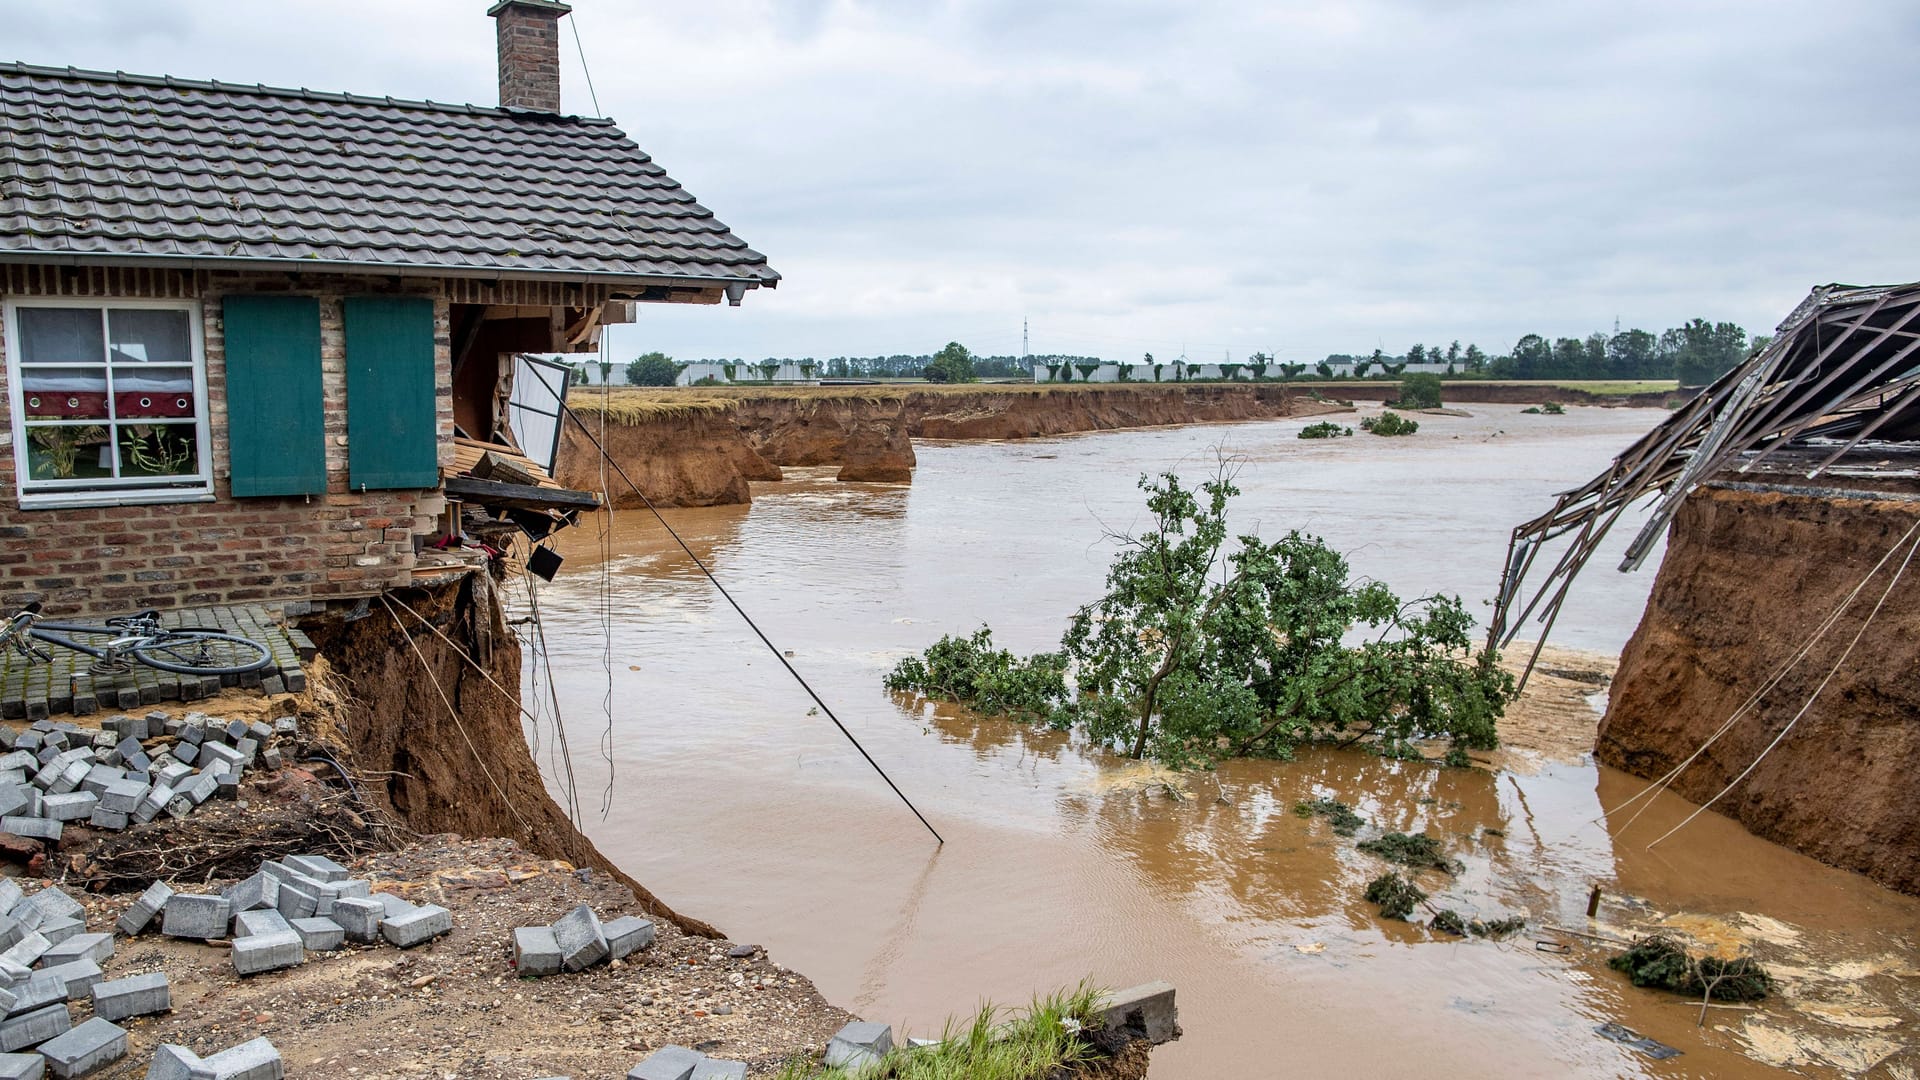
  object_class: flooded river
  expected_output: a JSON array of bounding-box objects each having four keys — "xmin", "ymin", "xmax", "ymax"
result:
[{"xmin": 529, "ymin": 404, "xmax": 1919, "ymax": 1078}]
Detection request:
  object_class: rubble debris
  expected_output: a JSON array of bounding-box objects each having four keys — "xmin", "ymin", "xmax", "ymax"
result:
[{"xmin": 515, "ymin": 905, "xmax": 655, "ymax": 977}]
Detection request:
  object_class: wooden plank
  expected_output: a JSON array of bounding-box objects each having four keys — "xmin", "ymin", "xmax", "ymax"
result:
[{"xmin": 444, "ymin": 475, "xmax": 601, "ymax": 512}]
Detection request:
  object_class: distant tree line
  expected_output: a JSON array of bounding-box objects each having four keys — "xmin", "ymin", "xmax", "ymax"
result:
[{"xmin": 1321, "ymin": 318, "xmax": 1767, "ymax": 386}]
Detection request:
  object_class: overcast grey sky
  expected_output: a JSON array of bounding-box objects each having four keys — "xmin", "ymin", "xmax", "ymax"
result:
[{"xmin": 10, "ymin": 1, "xmax": 1917, "ymax": 363}]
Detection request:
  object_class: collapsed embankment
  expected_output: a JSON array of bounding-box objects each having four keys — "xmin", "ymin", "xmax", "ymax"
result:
[
  {"xmin": 301, "ymin": 572, "xmax": 721, "ymax": 934},
  {"xmin": 561, "ymin": 384, "xmax": 1342, "ymax": 507},
  {"xmin": 1599, "ymin": 482, "xmax": 1920, "ymax": 894}
]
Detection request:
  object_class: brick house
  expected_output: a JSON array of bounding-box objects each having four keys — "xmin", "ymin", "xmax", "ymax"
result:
[{"xmin": 0, "ymin": 1, "xmax": 776, "ymax": 616}]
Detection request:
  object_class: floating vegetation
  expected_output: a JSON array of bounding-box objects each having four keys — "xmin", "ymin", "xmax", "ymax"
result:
[
  {"xmin": 1296, "ymin": 421, "xmax": 1352, "ymax": 439},
  {"xmin": 1293, "ymin": 797, "xmax": 1365, "ymax": 836},
  {"xmin": 1430, "ymin": 909, "xmax": 1469, "ymax": 936},
  {"xmin": 1365, "ymin": 872, "xmax": 1427, "ymax": 921},
  {"xmin": 1360, "ymin": 411, "xmax": 1419, "ymax": 436},
  {"xmin": 1357, "ymin": 831, "xmax": 1463, "ymax": 874},
  {"xmin": 1429, "ymin": 909, "xmax": 1526, "ymax": 939},
  {"xmin": 1608, "ymin": 936, "xmax": 1774, "ymax": 1002}
]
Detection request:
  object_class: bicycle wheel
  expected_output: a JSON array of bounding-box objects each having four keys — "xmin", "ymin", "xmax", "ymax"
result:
[{"xmin": 131, "ymin": 631, "xmax": 275, "ymax": 675}]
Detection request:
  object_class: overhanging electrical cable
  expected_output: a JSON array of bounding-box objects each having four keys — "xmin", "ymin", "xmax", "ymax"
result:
[{"xmin": 557, "ymin": 397, "xmax": 944, "ymax": 845}]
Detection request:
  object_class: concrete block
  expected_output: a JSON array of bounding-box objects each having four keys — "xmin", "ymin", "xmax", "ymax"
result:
[
  {"xmin": 380, "ymin": 905, "xmax": 450, "ymax": 949},
  {"xmin": 223, "ymin": 721, "xmax": 249, "ymax": 744},
  {"xmin": 689, "ymin": 1060, "xmax": 747, "ymax": 1080},
  {"xmin": 7, "ymin": 736, "xmax": 38, "ymax": 755},
  {"xmin": 115, "ymin": 883, "xmax": 172, "ymax": 937},
  {"xmin": 181, "ymin": 770, "xmax": 220, "ymax": 806},
  {"xmin": 40, "ymin": 795, "xmax": 96, "ymax": 824},
  {"xmin": 372, "ymin": 893, "xmax": 412, "ymax": 918},
  {"xmin": 196, "ymin": 1037, "xmax": 282, "ymax": 1080},
  {"xmin": 171, "ymin": 744, "xmax": 198, "ymax": 767},
  {"xmin": 1097, "ymin": 981, "xmax": 1178, "ymax": 1045},
  {"xmin": 8, "ymin": 904, "xmax": 41, "ymax": 934},
  {"xmin": 259, "ymin": 747, "xmax": 282, "ymax": 770},
  {"xmin": 230, "ymin": 931, "xmax": 303, "ymax": 977},
  {"xmin": 152, "ymin": 763, "xmax": 192, "ymax": 791},
  {"xmin": 0, "ymin": 917, "xmax": 19, "ymax": 956},
  {"xmin": 0, "ymin": 934, "xmax": 48, "ymax": 969},
  {"xmin": 604, "ymin": 917, "xmax": 656, "ymax": 961},
  {"xmin": 247, "ymin": 721, "xmax": 273, "ymax": 743},
  {"xmin": 0, "ymin": 957, "xmax": 29, "ymax": 985},
  {"xmin": 0, "ymin": 1052, "xmax": 42, "ymax": 1079},
  {"xmin": 85, "ymin": 809, "xmax": 127, "ymax": 832},
  {"xmin": 199, "ymin": 745, "xmax": 243, "ymax": 773},
  {"xmin": 160, "ymin": 895, "xmax": 229, "ymax": 941},
  {"xmin": 78, "ymin": 767, "xmax": 121, "ymax": 798},
  {"xmin": 7, "ymin": 974, "xmax": 69, "ymax": 1015},
  {"xmin": 49, "ymin": 762, "xmax": 89, "ymax": 797},
  {"xmin": 0, "ymin": 819, "xmax": 59, "ymax": 843},
  {"xmin": 328, "ymin": 899, "xmax": 382, "ymax": 944},
  {"xmin": 146, "ymin": 1045, "xmax": 199, "ymax": 1080},
  {"xmin": 288, "ymin": 918, "xmax": 342, "ymax": 952},
  {"xmin": 0, "ymin": 788, "xmax": 28, "ymax": 820},
  {"xmin": 37, "ymin": 1016, "xmax": 125, "ymax": 1077},
  {"xmin": 0, "ymin": 754, "xmax": 34, "ymax": 776},
  {"xmin": 271, "ymin": 883, "xmax": 316, "ymax": 922},
  {"xmin": 272, "ymin": 718, "xmax": 296, "ymax": 736},
  {"xmin": 215, "ymin": 774, "xmax": 240, "ymax": 800},
  {"xmin": 330, "ymin": 880, "xmax": 370, "ymax": 900},
  {"xmin": 97, "ymin": 781, "xmax": 145, "ymax": 815},
  {"xmin": 0, "ymin": 1003, "xmax": 68, "ymax": 1052},
  {"xmin": 132, "ymin": 784, "xmax": 174, "ymax": 825},
  {"xmin": 281, "ymin": 855, "xmax": 348, "ymax": 883},
  {"xmin": 34, "ymin": 918, "xmax": 81, "ymax": 948},
  {"xmin": 177, "ymin": 725, "xmax": 203, "ymax": 747},
  {"xmin": 36, "ymin": 934, "xmax": 109, "ymax": 968},
  {"xmin": 234, "ymin": 739, "xmax": 258, "ymax": 767},
  {"xmin": 89, "ymin": 972, "xmax": 169, "ymax": 1022},
  {"xmin": 0, "ymin": 883, "xmax": 18, "ymax": 918},
  {"xmin": 226, "ymin": 874, "xmax": 278, "ymax": 914},
  {"xmin": 513, "ymin": 927, "xmax": 562, "ymax": 977},
  {"xmin": 626, "ymin": 1046, "xmax": 702, "ymax": 1080},
  {"xmin": 550, "ymin": 905, "xmax": 607, "ymax": 972},
  {"xmin": 822, "ymin": 1022, "xmax": 894, "ymax": 1071},
  {"xmin": 232, "ymin": 911, "xmax": 289, "ymax": 939},
  {"xmin": 35, "ymin": 960, "xmax": 102, "ymax": 1001}
]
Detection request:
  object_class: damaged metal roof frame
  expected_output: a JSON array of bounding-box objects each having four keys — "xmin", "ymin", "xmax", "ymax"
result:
[
  {"xmin": 0, "ymin": 61, "xmax": 779, "ymax": 295},
  {"xmin": 1490, "ymin": 281, "xmax": 1920, "ymax": 682}
]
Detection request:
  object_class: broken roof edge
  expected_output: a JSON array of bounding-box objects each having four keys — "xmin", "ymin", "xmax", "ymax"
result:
[
  {"xmin": 0, "ymin": 60, "xmax": 616, "ymax": 126},
  {"xmin": 0, "ymin": 249, "xmax": 779, "ymax": 291}
]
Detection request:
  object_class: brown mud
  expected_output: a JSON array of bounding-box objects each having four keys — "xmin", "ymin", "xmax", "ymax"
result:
[{"xmin": 1600, "ymin": 483, "xmax": 1920, "ymax": 895}]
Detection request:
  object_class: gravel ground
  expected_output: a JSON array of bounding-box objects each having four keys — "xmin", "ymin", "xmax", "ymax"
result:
[{"xmin": 61, "ymin": 834, "xmax": 853, "ymax": 1078}]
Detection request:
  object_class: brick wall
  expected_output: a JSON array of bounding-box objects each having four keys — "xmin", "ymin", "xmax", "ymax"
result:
[
  {"xmin": 494, "ymin": 1, "xmax": 567, "ymax": 114},
  {"xmin": 0, "ymin": 266, "xmax": 456, "ymax": 616}
]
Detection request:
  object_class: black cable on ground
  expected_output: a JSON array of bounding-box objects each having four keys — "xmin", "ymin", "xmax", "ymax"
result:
[{"xmin": 557, "ymin": 397, "xmax": 944, "ymax": 846}]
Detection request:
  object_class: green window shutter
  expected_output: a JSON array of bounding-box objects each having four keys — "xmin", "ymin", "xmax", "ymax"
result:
[
  {"xmin": 223, "ymin": 295, "xmax": 326, "ymax": 497},
  {"xmin": 344, "ymin": 296, "xmax": 440, "ymax": 490}
]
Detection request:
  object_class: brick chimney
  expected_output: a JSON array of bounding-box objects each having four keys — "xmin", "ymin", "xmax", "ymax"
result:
[{"xmin": 488, "ymin": 0, "xmax": 572, "ymax": 113}]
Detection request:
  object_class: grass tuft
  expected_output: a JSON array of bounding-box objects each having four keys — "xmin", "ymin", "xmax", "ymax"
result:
[{"xmin": 773, "ymin": 983, "xmax": 1106, "ymax": 1080}]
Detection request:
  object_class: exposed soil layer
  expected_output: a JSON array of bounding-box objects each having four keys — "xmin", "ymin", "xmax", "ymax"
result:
[
  {"xmin": 299, "ymin": 573, "xmax": 718, "ymax": 934},
  {"xmin": 1600, "ymin": 482, "xmax": 1920, "ymax": 894},
  {"xmin": 561, "ymin": 385, "xmax": 1345, "ymax": 506}
]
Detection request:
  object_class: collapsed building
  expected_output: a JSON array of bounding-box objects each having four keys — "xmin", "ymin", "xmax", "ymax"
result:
[{"xmin": 1492, "ymin": 281, "xmax": 1920, "ymax": 894}]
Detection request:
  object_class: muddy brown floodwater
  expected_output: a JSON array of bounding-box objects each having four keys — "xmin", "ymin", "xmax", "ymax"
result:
[{"xmin": 527, "ymin": 404, "xmax": 1920, "ymax": 1078}]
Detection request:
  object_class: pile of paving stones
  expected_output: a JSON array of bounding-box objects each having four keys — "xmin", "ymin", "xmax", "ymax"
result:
[
  {"xmin": 0, "ymin": 877, "xmax": 284, "ymax": 1077},
  {"xmin": 512, "ymin": 903, "xmax": 654, "ymax": 977},
  {"xmin": 0, "ymin": 711, "xmax": 296, "ymax": 843},
  {"xmin": 120, "ymin": 853, "xmax": 452, "ymax": 977},
  {"xmin": 611, "ymin": 1022, "xmax": 891, "ymax": 1080}
]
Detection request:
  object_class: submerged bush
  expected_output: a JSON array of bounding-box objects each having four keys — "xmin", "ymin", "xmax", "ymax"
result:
[
  {"xmin": 1608, "ymin": 937, "xmax": 1774, "ymax": 1002},
  {"xmin": 1365, "ymin": 872, "xmax": 1427, "ymax": 921},
  {"xmin": 884, "ymin": 628, "xmax": 1067, "ymax": 722},
  {"xmin": 1360, "ymin": 411, "xmax": 1419, "ymax": 436},
  {"xmin": 1357, "ymin": 831, "xmax": 1462, "ymax": 874},
  {"xmin": 1296, "ymin": 421, "xmax": 1352, "ymax": 439},
  {"xmin": 1293, "ymin": 797, "xmax": 1366, "ymax": 836}
]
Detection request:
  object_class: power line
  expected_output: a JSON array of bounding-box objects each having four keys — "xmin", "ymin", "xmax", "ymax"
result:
[{"xmin": 566, "ymin": 11, "xmax": 602, "ymax": 117}]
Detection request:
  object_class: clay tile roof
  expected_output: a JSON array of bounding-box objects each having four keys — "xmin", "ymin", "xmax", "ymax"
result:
[{"xmin": 0, "ymin": 62, "xmax": 778, "ymax": 290}]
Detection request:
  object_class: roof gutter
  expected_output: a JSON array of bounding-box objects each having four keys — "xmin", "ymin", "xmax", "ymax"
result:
[{"xmin": 0, "ymin": 250, "xmax": 778, "ymax": 291}]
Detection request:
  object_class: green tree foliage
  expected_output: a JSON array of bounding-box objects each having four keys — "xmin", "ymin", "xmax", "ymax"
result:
[
  {"xmin": 1396, "ymin": 373, "xmax": 1443, "ymax": 409},
  {"xmin": 885, "ymin": 471, "xmax": 1514, "ymax": 768},
  {"xmin": 1296, "ymin": 422, "xmax": 1352, "ymax": 439},
  {"xmin": 625, "ymin": 352, "xmax": 680, "ymax": 386},
  {"xmin": 1668, "ymin": 319, "xmax": 1749, "ymax": 386},
  {"xmin": 924, "ymin": 341, "xmax": 976, "ymax": 383},
  {"xmin": 1360, "ymin": 411, "xmax": 1419, "ymax": 436}
]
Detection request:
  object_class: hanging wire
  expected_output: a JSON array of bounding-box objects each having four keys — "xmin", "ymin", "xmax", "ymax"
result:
[
  {"xmin": 597, "ymin": 330, "xmax": 618, "ymax": 817},
  {"xmin": 566, "ymin": 11, "xmax": 603, "ymax": 117},
  {"xmin": 556, "ymin": 395, "xmax": 944, "ymax": 845}
]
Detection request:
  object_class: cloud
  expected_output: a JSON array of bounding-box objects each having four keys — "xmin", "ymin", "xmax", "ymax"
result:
[{"xmin": 8, "ymin": 0, "xmax": 1917, "ymax": 362}]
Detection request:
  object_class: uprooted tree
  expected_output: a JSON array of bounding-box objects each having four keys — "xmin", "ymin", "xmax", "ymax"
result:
[{"xmin": 886, "ymin": 467, "xmax": 1515, "ymax": 768}]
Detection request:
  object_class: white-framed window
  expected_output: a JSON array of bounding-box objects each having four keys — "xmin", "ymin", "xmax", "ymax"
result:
[{"xmin": 4, "ymin": 297, "xmax": 214, "ymax": 509}]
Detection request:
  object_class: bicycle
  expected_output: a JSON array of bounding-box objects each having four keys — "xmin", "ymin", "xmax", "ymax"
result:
[{"xmin": 0, "ymin": 602, "xmax": 275, "ymax": 676}]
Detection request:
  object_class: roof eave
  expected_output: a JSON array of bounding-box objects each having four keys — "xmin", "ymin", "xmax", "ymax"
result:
[{"xmin": 0, "ymin": 249, "xmax": 778, "ymax": 292}]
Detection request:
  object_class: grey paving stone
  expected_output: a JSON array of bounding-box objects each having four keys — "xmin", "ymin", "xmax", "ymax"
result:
[
  {"xmin": 85, "ymin": 809, "xmax": 127, "ymax": 832},
  {"xmin": 550, "ymin": 905, "xmax": 608, "ymax": 972},
  {"xmin": 0, "ymin": 917, "xmax": 20, "ymax": 955},
  {"xmin": 604, "ymin": 917, "xmax": 656, "ymax": 961},
  {"xmin": 0, "ymin": 883, "xmax": 18, "ymax": 919},
  {"xmin": 288, "ymin": 918, "xmax": 343, "ymax": 952},
  {"xmin": 131, "ymin": 784, "xmax": 174, "ymax": 825},
  {"xmin": 35, "ymin": 1015, "xmax": 124, "ymax": 1077},
  {"xmin": 6, "ymin": 974, "xmax": 70, "ymax": 1015},
  {"xmin": 0, "ymin": 1002, "xmax": 68, "ymax": 1053},
  {"xmin": 114, "ymin": 882, "xmax": 172, "ymax": 937},
  {"xmin": 327, "ymin": 898, "xmax": 382, "ymax": 945},
  {"xmin": 689, "ymin": 1060, "xmax": 746, "ymax": 1080},
  {"xmin": 0, "ymin": 1051, "xmax": 42, "ymax": 1079},
  {"xmin": 513, "ymin": 927, "xmax": 561, "ymax": 977},
  {"xmin": 35, "ymin": 960, "xmax": 102, "ymax": 1002},
  {"xmin": 380, "ymin": 905, "xmax": 451, "ymax": 949},
  {"xmin": 35, "ymin": 917, "xmax": 82, "ymax": 948},
  {"xmin": 0, "ymin": 788, "xmax": 28, "ymax": 820},
  {"xmin": 36, "ymin": 934, "xmax": 110, "ymax": 968},
  {"xmin": 160, "ymin": 896, "xmax": 229, "ymax": 941},
  {"xmin": 270, "ymin": 883, "xmax": 316, "ymax": 922},
  {"xmin": 225, "ymin": 874, "xmax": 278, "ymax": 914},
  {"xmin": 96, "ymin": 780, "xmax": 145, "ymax": 815},
  {"xmin": 231, "ymin": 911, "xmax": 289, "ymax": 940},
  {"xmin": 18, "ymin": 890, "xmax": 80, "ymax": 926},
  {"xmin": 89, "ymin": 972, "xmax": 169, "ymax": 1022},
  {"xmin": 145, "ymin": 1044, "xmax": 199, "ymax": 1080},
  {"xmin": 180, "ymin": 770, "xmax": 220, "ymax": 806},
  {"xmin": 0, "ymin": 933, "xmax": 49, "ymax": 969},
  {"xmin": 626, "ymin": 1046, "xmax": 702, "ymax": 1080},
  {"xmin": 196, "ymin": 1036, "xmax": 282, "ymax": 1080},
  {"xmin": 230, "ymin": 931, "xmax": 303, "ymax": 977},
  {"xmin": 281, "ymin": 855, "xmax": 348, "ymax": 883},
  {"xmin": 372, "ymin": 893, "xmax": 412, "ymax": 918},
  {"xmin": 0, "ymin": 958, "xmax": 30, "ymax": 985},
  {"xmin": 199, "ymin": 744, "xmax": 244, "ymax": 773},
  {"xmin": 38, "ymin": 795, "xmax": 96, "ymax": 824},
  {"xmin": 0, "ymin": 819, "xmax": 58, "ymax": 843},
  {"xmin": 48, "ymin": 762, "xmax": 90, "ymax": 798},
  {"xmin": 823, "ymin": 1022, "xmax": 894, "ymax": 1071}
]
